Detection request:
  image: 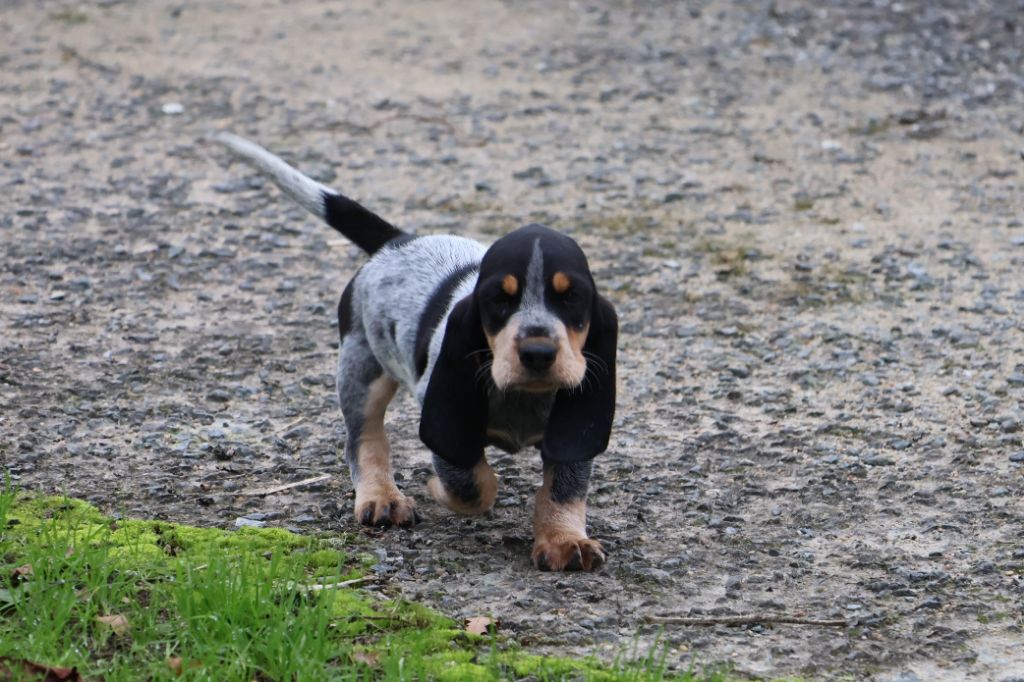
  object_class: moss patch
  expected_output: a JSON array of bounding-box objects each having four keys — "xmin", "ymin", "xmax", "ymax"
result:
[{"xmin": 0, "ymin": 488, "xmax": 731, "ymax": 681}]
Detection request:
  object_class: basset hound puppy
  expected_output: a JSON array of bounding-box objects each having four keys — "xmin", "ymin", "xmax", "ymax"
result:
[{"xmin": 217, "ymin": 134, "xmax": 617, "ymax": 571}]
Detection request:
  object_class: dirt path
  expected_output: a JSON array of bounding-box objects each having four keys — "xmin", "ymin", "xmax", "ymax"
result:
[{"xmin": 2, "ymin": 1, "xmax": 1023, "ymax": 679}]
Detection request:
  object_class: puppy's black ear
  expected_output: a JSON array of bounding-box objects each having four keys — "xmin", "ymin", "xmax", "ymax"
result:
[
  {"xmin": 419, "ymin": 296, "xmax": 489, "ymax": 468},
  {"xmin": 541, "ymin": 294, "xmax": 618, "ymax": 463}
]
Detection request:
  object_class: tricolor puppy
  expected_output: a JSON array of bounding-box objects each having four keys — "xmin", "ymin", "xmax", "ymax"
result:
[{"xmin": 216, "ymin": 134, "xmax": 617, "ymax": 571}]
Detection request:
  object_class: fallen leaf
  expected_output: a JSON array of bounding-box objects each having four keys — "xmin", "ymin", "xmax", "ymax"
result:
[
  {"xmin": 10, "ymin": 564, "xmax": 32, "ymax": 584},
  {"xmin": 97, "ymin": 613, "xmax": 131, "ymax": 635},
  {"xmin": 465, "ymin": 616, "xmax": 496, "ymax": 635},
  {"xmin": 351, "ymin": 650, "xmax": 380, "ymax": 667},
  {"xmin": 166, "ymin": 656, "xmax": 202, "ymax": 676},
  {"xmin": 0, "ymin": 657, "xmax": 80, "ymax": 681}
]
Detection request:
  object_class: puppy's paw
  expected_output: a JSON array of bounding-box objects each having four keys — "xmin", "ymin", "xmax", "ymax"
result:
[
  {"xmin": 354, "ymin": 487, "xmax": 419, "ymax": 528},
  {"xmin": 532, "ymin": 536, "xmax": 606, "ymax": 572}
]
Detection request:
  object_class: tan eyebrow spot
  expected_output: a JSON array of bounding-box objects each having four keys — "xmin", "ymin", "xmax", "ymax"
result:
[
  {"xmin": 552, "ymin": 272, "xmax": 571, "ymax": 294},
  {"xmin": 502, "ymin": 274, "xmax": 519, "ymax": 296}
]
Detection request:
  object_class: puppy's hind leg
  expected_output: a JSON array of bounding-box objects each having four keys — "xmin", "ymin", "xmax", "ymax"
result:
[{"xmin": 337, "ymin": 335, "xmax": 417, "ymax": 528}]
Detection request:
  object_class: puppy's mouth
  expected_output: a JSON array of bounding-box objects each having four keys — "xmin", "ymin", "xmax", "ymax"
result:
[
  {"xmin": 507, "ymin": 366, "xmax": 586, "ymax": 394},
  {"xmin": 510, "ymin": 377, "xmax": 562, "ymax": 393}
]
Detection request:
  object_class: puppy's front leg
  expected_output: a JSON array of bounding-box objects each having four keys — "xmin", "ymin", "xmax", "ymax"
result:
[
  {"xmin": 428, "ymin": 455, "xmax": 498, "ymax": 515},
  {"xmin": 532, "ymin": 459, "xmax": 605, "ymax": 571}
]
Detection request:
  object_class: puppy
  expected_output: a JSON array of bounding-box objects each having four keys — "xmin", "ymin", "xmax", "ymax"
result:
[{"xmin": 216, "ymin": 134, "xmax": 617, "ymax": 571}]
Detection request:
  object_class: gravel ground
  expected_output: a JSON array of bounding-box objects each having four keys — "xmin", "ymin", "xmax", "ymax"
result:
[{"xmin": 2, "ymin": 1, "xmax": 1023, "ymax": 679}]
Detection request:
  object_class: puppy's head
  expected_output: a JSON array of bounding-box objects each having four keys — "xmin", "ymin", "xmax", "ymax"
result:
[
  {"xmin": 474, "ymin": 224, "xmax": 594, "ymax": 392},
  {"xmin": 420, "ymin": 223, "xmax": 618, "ymax": 467}
]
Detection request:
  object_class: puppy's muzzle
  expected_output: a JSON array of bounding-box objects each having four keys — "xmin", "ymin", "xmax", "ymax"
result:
[{"xmin": 518, "ymin": 338, "xmax": 558, "ymax": 372}]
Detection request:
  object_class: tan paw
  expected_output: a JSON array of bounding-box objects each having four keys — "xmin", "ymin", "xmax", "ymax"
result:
[
  {"xmin": 354, "ymin": 488, "xmax": 419, "ymax": 528},
  {"xmin": 532, "ymin": 535, "xmax": 606, "ymax": 572}
]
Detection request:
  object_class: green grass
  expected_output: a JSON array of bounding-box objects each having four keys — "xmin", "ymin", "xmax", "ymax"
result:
[{"xmin": 0, "ymin": 481, "xmax": 729, "ymax": 681}]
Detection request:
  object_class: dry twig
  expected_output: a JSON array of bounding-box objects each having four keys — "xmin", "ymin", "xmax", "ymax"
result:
[
  {"xmin": 644, "ymin": 614, "xmax": 847, "ymax": 627},
  {"xmin": 279, "ymin": 576, "xmax": 376, "ymax": 593},
  {"xmin": 274, "ymin": 416, "xmax": 306, "ymax": 435},
  {"xmin": 306, "ymin": 577, "xmax": 374, "ymax": 591},
  {"xmin": 237, "ymin": 474, "xmax": 331, "ymax": 497},
  {"xmin": 58, "ymin": 44, "xmax": 120, "ymax": 75}
]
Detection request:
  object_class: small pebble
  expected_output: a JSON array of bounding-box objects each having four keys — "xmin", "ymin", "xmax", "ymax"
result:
[{"xmin": 728, "ymin": 365, "xmax": 750, "ymax": 379}]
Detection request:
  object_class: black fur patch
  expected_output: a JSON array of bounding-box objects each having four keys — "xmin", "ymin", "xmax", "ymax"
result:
[
  {"xmin": 337, "ymin": 278, "xmax": 357, "ymax": 340},
  {"xmin": 322, "ymin": 190, "xmax": 406, "ymax": 254},
  {"xmin": 546, "ymin": 459, "xmax": 593, "ymax": 503},
  {"xmin": 540, "ymin": 295, "xmax": 617, "ymax": 462},
  {"xmin": 414, "ymin": 263, "xmax": 479, "ymax": 378},
  {"xmin": 418, "ymin": 296, "xmax": 489, "ymax": 468},
  {"xmin": 384, "ymin": 233, "xmax": 419, "ymax": 249},
  {"xmin": 431, "ymin": 455, "xmax": 480, "ymax": 504}
]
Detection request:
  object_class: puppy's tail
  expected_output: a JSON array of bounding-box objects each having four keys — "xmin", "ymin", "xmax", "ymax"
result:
[{"xmin": 215, "ymin": 132, "xmax": 406, "ymax": 254}]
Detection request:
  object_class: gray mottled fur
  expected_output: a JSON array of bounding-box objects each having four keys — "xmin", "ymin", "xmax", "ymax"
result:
[{"xmin": 348, "ymin": 235, "xmax": 485, "ymax": 397}]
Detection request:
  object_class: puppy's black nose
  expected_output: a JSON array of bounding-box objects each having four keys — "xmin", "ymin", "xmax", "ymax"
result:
[{"xmin": 518, "ymin": 342, "xmax": 557, "ymax": 372}]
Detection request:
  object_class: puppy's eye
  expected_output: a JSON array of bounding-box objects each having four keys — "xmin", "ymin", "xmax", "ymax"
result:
[
  {"xmin": 485, "ymin": 293, "xmax": 515, "ymax": 315},
  {"xmin": 486, "ymin": 292, "xmax": 512, "ymax": 305}
]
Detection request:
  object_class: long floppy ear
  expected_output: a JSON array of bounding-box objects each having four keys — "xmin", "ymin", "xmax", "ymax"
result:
[
  {"xmin": 541, "ymin": 294, "xmax": 618, "ymax": 463},
  {"xmin": 419, "ymin": 296, "xmax": 489, "ymax": 468}
]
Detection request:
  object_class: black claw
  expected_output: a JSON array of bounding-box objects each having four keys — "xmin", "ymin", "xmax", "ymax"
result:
[
  {"xmin": 374, "ymin": 504, "xmax": 392, "ymax": 527},
  {"xmin": 396, "ymin": 512, "xmax": 415, "ymax": 529},
  {"xmin": 535, "ymin": 553, "xmax": 553, "ymax": 571},
  {"xmin": 566, "ymin": 547, "xmax": 584, "ymax": 571},
  {"xmin": 360, "ymin": 504, "xmax": 375, "ymax": 525}
]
